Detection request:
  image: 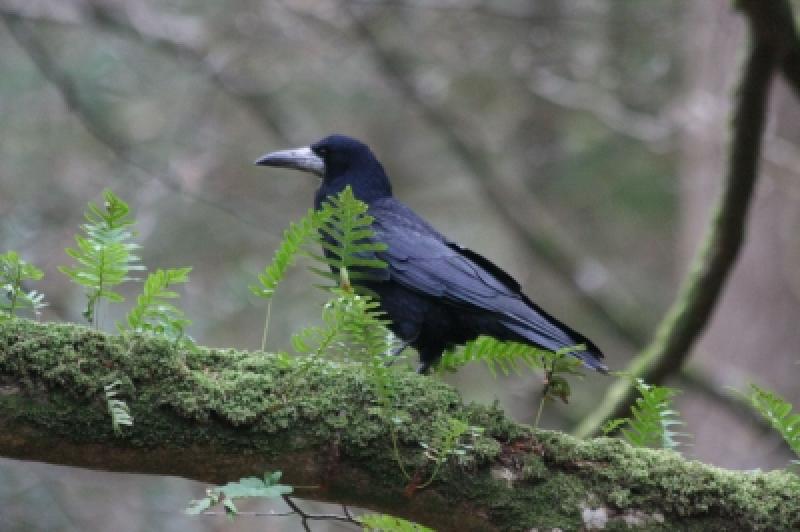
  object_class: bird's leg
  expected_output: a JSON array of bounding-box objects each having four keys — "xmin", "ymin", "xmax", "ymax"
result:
[
  {"xmin": 390, "ymin": 340, "xmax": 411, "ymax": 358},
  {"xmin": 415, "ymin": 344, "xmax": 442, "ymax": 375},
  {"xmin": 384, "ymin": 340, "xmax": 412, "ymax": 367}
]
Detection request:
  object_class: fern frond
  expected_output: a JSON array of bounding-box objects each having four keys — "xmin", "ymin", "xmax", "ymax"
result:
[
  {"xmin": 605, "ymin": 379, "xmax": 685, "ymax": 450},
  {"xmin": 250, "ymin": 208, "xmax": 326, "ymax": 299},
  {"xmin": 438, "ymin": 336, "xmax": 549, "ymax": 376},
  {"xmin": 253, "ymin": 186, "xmax": 388, "ymax": 301},
  {"xmin": 313, "ymin": 186, "xmax": 387, "ymax": 289},
  {"xmin": 120, "ymin": 267, "xmax": 192, "ymax": 344},
  {"xmin": 104, "ymin": 380, "xmax": 133, "ymax": 435},
  {"xmin": 86, "ymin": 189, "xmax": 136, "ymax": 229},
  {"xmin": 746, "ymin": 384, "xmax": 800, "ymax": 461},
  {"xmin": 254, "ymin": 188, "xmax": 390, "ymax": 352},
  {"xmin": 59, "ymin": 190, "xmax": 144, "ymax": 325},
  {"xmin": 291, "ymin": 288, "xmax": 391, "ymax": 361},
  {"xmin": 0, "ymin": 250, "xmax": 48, "ymax": 321}
]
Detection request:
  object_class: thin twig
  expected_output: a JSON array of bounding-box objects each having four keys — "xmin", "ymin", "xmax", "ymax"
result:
[
  {"xmin": 341, "ymin": 0, "xmax": 590, "ymax": 25},
  {"xmin": 526, "ymin": 67, "xmax": 676, "ymax": 147},
  {"xmin": 260, "ymin": 300, "xmax": 272, "ymax": 352},
  {"xmin": 80, "ymin": 1, "xmax": 293, "ymax": 143},
  {"xmin": 280, "ymin": 495, "xmax": 362, "ymax": 530},
  {"xmin": 0, "ymin": 11, "xmax": 284, "ymax": 236}
]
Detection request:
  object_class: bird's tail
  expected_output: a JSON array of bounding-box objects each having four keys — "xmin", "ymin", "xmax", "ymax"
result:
[
  {"xmin": 502, "ymin": 320, "xmax": 608, "ymax": 374},
  {"xmin": 571, "ymin": 348, "xmax": 608, "ymax": 374}
]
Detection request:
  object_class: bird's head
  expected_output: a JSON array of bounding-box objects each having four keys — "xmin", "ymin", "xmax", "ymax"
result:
[{"xmin": 255, "ymin": 134, "xmax": 392, "ymax": 204}]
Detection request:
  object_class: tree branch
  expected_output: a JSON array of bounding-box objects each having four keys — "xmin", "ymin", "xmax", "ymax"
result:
[
  {"xmin": 575, "ymin": 1, "xmax": 783, "ymax": 438},
  {"xmin": 738, "ymin": 0, "xmax": 800, "ymax": 98},
  {"xmin": 526, "ymin": 67, "xmax": 677, "ymax": 147},
  {"xmin": 78, "ymin": 1, "xmax": 293, "ymax": 144},
  {"xmin": 341, "ymin": 0, "xmax": 583, "ymax": 24},
  {"xmin": 1, "ymin": 318, "xmax": 798, "ymax": 530}
]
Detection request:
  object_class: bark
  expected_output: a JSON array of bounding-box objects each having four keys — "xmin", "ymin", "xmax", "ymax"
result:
[{"xmin": 1, "ymin": 319, "xmax": 798, "ymax": 531}]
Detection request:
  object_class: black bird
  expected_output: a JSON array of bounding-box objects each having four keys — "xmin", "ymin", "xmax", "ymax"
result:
[{"xmin": 255, "ymin": 134, "xmax": 606, "ymax": 374}]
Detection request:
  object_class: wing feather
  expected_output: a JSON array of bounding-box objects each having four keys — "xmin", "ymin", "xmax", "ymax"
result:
[{"xmin": 368, "ymin": 200, "xmax": 597, "ymax": 356}]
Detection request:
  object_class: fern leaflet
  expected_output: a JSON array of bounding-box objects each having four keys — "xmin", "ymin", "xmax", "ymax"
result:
[{"xmin": 104, "ymin": 380, "xmax": 133, "ymax": 435}]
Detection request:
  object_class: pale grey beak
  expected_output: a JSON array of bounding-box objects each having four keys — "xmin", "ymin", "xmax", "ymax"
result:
[{"xmin": 254, "ymin": 146, "xmax": 324, "ymax": 177}]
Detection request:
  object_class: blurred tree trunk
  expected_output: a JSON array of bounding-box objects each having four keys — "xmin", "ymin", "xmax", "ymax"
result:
[{"xmin": 678, "ymin": 0, "xmax": 800, "ymax": 469}]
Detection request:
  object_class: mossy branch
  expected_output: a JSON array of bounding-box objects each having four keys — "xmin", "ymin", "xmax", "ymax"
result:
[{"xmin": 0, "ymin": 319, "xmax": 798, "ymax": 531}]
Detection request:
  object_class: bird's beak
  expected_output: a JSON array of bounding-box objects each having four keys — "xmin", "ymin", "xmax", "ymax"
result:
[{"xmin": 254, "ymin": 146, "xmax": 324, "ymax": 177}]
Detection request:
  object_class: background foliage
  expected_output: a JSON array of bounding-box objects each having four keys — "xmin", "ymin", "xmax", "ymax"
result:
[{"xmin": 1, "ymin": 0, "xmax": 799, "ymax": 530}]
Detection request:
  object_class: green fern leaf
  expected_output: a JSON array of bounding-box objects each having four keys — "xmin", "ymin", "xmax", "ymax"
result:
[
  {"xmin": 313, "ymin": 186, "xmax": 388, "ymax": 289},
  {"xmin": 120, "ymin": 267, "xmax": 192, "ymax": 344},
  {"xmin": 605, "ymin": 379, "xmax": 686, "ymax": 450},
  {"xmin": 0, "ymin": 250, "xmax": 48, "ymax": 321},
  {"xmin": 746, "ymin": 384, "xmax": 800, "ymax": 461},
  {"xmin": 291, "ymin": 288, "xmax": 391, "ymax": 361},
  {"xmin": 250, "ymin": 208, "xmax": 326, "ymax": 299},
  {"xmin": 59, "ymin": 190, "xmax": 144, "ymax": 325},
  {"xmin": 439, "ymin": 336, "xmax": 552, "ymax": 376}
]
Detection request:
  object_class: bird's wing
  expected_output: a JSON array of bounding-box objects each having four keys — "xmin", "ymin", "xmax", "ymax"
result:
[{"xmin": 368, "ymin": 200, "xmax": 602, "ymax": 362}]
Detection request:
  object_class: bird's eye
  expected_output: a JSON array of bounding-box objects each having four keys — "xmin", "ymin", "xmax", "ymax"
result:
[{"xmin": 315, "ymin": 146, "xmax": 329, "ymax": 157}]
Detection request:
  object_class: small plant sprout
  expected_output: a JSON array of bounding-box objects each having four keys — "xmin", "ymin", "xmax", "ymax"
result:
[
  {"xmin": 603, "ymin": 378, "xmax": 686, "ymax": 450},
  {"xmin": 119, "ymin": 267, "xmax": 193, "ymax": 345},
  {"xmin": 743, "ymin": 384, "xmax": 800, "ymax": 468},
  {"xmin": 0, "ymin": 251, "xmax": 47, "ymax": 321},
  {"xmin": 418, "ymin": 417, "xmax": 484, "ymax": 489},
  {"xmin": 186, "ymin": 471, "xmax": 293, "ymax": 516},
  {"xmin": 59, "ymin": 189, "xmax": 144, "ymax": 327},
  {"xmin": 534, "ymin": 346, "xmax": 586, "ymax": 427}
]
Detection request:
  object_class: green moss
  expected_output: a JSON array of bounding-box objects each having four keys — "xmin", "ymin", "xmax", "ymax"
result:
[
  {"xmin": 1, "ymin": 318, "xmax": 799, "ymax": 531},
  {"xmin": 521, "ymin": 454, "xmax": 548, "ymax": 482}
]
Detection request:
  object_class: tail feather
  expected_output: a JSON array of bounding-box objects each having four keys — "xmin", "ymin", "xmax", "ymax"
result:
[
  {"xmin": 502, "ymin": 320, "xmax": 608, "ymax": 374},
  {"xmin": 573, "ymin": 349, "xmax": 608, "ymax": 374}
]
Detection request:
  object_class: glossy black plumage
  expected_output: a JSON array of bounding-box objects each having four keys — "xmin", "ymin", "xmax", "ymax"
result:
[{"xmin": 258, "ymin": 134, "xmax": 606, "ymax": 374}]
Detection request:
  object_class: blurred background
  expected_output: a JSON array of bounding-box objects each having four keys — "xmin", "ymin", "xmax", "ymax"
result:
[{"xmin": 1, "ymin": 0, "xmax": 799, "ymax": 530}]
